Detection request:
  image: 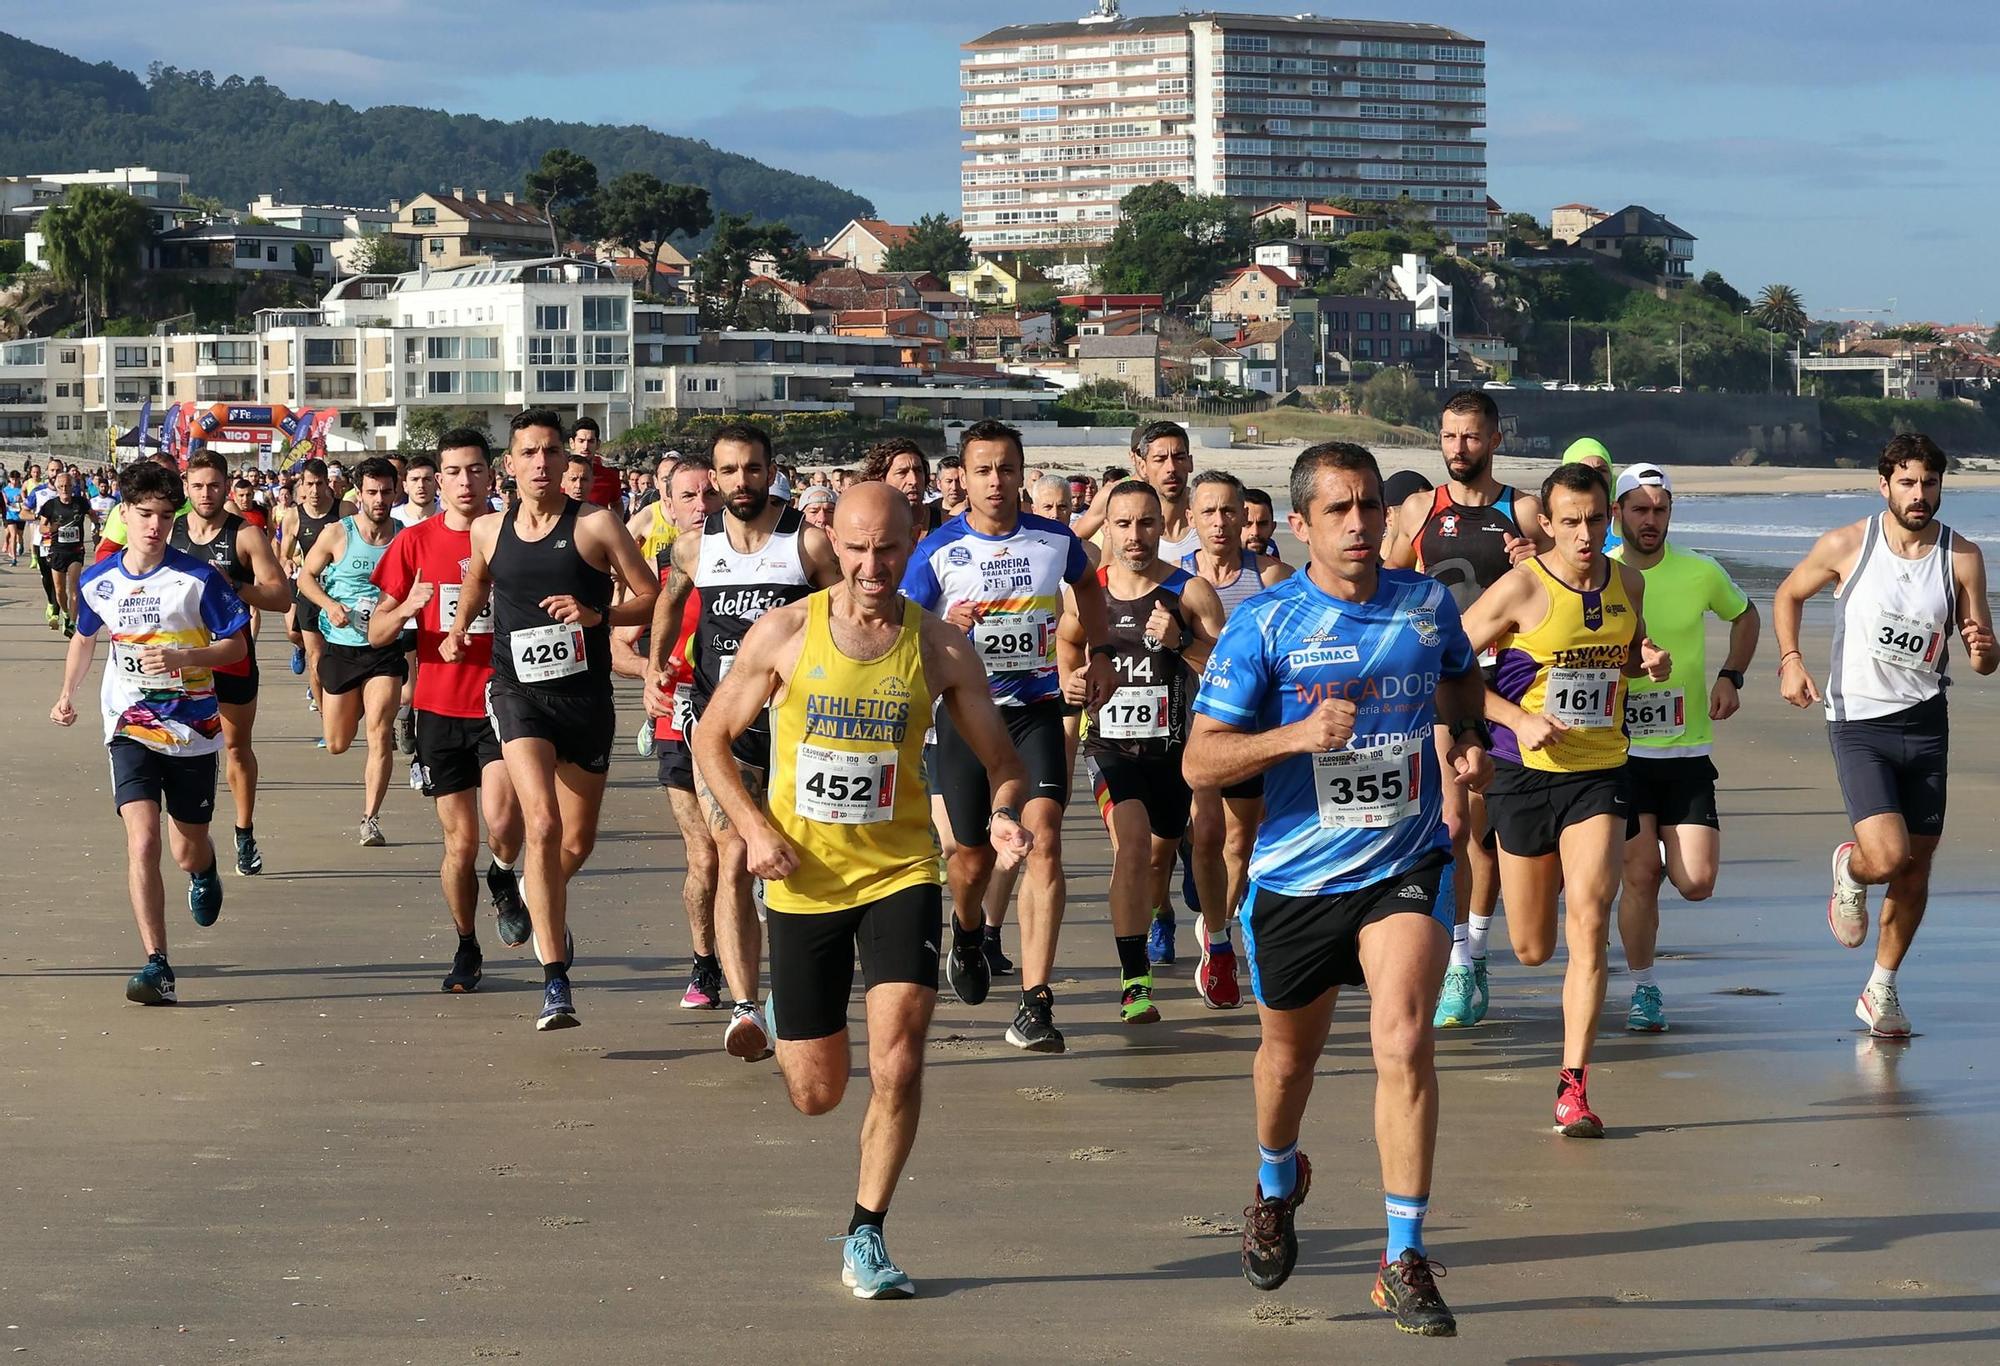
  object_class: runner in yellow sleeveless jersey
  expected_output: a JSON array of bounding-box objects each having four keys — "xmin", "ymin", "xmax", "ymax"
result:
[{"xmin": 693, "ymin": 481, "xmax": 1032, "ymax": 1302}]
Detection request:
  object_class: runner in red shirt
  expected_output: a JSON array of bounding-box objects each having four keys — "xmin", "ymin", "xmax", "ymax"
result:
[
  {"xmin": 571, "ymin": 417, "xmax": 624, "ymax": 511},
  {"xmin": 368, "ymin": 427, "xmax": 529, "ymax": 992}
]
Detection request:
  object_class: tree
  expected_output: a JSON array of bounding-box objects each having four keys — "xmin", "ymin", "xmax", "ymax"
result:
[
  {"xmin": 523, "ymin": 147, "xmax": 601, "ymax": 255},
  {"xmin": 1096, "ymin": 183, "xmax": 1250, "ymax": 305},
  {"xmin": 1691, "ymin": 271, "xmax": 1747, "ymax": 314},
  {"xmin": 39, "ymin": 186, "xmax": 154, "ymax": 316},
  {"xmin": 1253, "ymin": 216, "xmax": 1298, "ymax": 245},
  {"xmin": 1753, "ymin": 283, "xmax": 1808, "ymax": 335},
  {"xmin": 400, "ymin": 406, "xmax": 491, "ymax": 454},
  {"xmin": 599, "ymin": 172, "xmax": 712, "ymax": 289},
  {"xmin": 1358, "ymin": 367, "xmax": 1422, "ymax": 425},
  {"xmin": 879, "ymin": 212, "xmax": 973, "ymax": 277},
  {"xmin": 348, "ymin": 232, "xmax": 413, "ymax": 274},
  {"xmin": 695, "ymin": 212, "xmax": 809, "ymax": 326},
  {"xmin": 291, "ymin": 242, "xmax": 316, "ymax": 278}
]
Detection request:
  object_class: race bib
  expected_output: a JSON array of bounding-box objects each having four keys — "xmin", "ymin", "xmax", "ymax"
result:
[
  {"xmin": 671, "ymin": 682, "xmax": 696, "ymax": 737},
  {"xmin": 1476, "ymin": 643, "xmax": 1498, "ymax": 668},
  {"xmin": 510, "ymin": 622, "xmax": 586, "ymax": 683},
  {"xmin": 1624, "ymin": 688, "xmax": 1685, "ymax": 740},
  {"xmin": 111, "ymin": 641, "xmax": 185, "ymax": 693},
  {"xmin": 437, "ymin": 582, "xmax": 493, "ymax": 635},
  {"xmin": 972, "ymin": 611, "xmax": 1052, "ymax": 673},
  {"xmin": 1867, "ymin": 611, "xmax": 1944, "ymax": 673},
  {"xmin": 57, "ymin": 521, "xmax": 82, "ymax": 544},
  {"xmin": 1312, "ymin": 732, "xmax": 1421, "ymax": 829},
  {"xmin": 350, "ymin": 593, "xmax": 379, "ymax": 630},
  {"xmin": 1545, "ymin": 667, "xmax": 1619, "ymax": 728},
  {"xmin": 1097, "ymin": 685, "xmax": 1170, "ymax": 740},
  {"xmin": 794, "ymin": 744, "xmax": 896, "ymax": 825}
]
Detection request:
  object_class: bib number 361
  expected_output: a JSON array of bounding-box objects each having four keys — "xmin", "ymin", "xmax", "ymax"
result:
[
  {"xmin": 510, "ymin": 622, "xmax": 586, "ymax": 683},
  {"xmin": 795, "ymin": 744, "xmax": 896, "ymax": 825},
  {"xmin": 1312, "ymin": 733, "xmax": 1420, "ymax": 829},
  {"xmin": 1623, "ymin": 688, "xmax": 1685, "ymax": 739}
]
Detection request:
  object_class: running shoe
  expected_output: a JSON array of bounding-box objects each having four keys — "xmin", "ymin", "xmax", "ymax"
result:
[
  {"xmin": 1828, "ymin": 841, "xmax": 1869, "ymax": 948},
  {"xmin": 1626, "ymin": 984, "xmax": 1668, "ymax": 1033},
  {"xmin": 1554, "ymin": 1067, "xmax": 1604, "ymax": 1138},
  {"xmin": 1372, "ymin": 1250, "xmax": 1456, "ymax": 1337},
  {"xmin": 1146, "ymin": 910, "xmax": 1177, "ymax": 966},
  {"xmin": 725, "ymin": 1001, "xmax": 773, "ymax": 1061},
  {"xmin": 1241, "ymin": 1149, "xmax": 1312, "ymax": 1291},
  {"xmin": 1005, "ymin": 986, "xmax": 1066, "ymax": 1053},
  {"xmin": 289, "ymin": 645, "xmax": 306, "ymax": 676},
  {"xmin": 1434, "ymin": 965, "xmax": 1478, "ymax": 1029},
  {"xmin": 306, "ymin": 688, "xmax": 319, "ymax": 714},
  {"xmin": 62, "ymin": 617, "xmax": 74, "ymax": 638},
  {"xmin": 44, "ymin": 603, "xmax": 57, "ymax": 629},
  {"xmin": 1469, "ymin": 956, "xmax": 1490, "ymax": 1023},
  {"xmin": 634, "ymin": 715, "xmax": 656, "ymax": 759},
  {"xmin": 234, "ymin": 828, "xmax": 263, "ymax": 877},
  {"xmin": 841, "ymin": 1226, "xmax": 916, "ymax": 1300},
  {"xmin": 982, "ymin": 927, "xmax": 1014, "ymax": 977},
  {"xmin": 314, "ymin": 736, "xmax": 326, "ymax": 749},
  {"xmin": 535, "ymin": 976, "xmax": 579, "ymax": 1030},
  {"xmin": 1195, "ymin": 938, "xmax": 1243, "ymax": 1009},
  {"xmin": 1120, "ymin": 975, "xmax": 1160, "ymax": 1024},
  {"xmin": 395, "ymin": 711, "xmax": 417, "ymax": 757},
  {"xmin": 1856, "ymin": 980, "xmax": 1911, "ymax": 1038},
  {"xmin": 125, "ymin": 955, "xmax": 176, "ymax": 1006},
  {"xmin": 442, "ymin": 941, "xmax": 483, "ymax": 994},
  {"xmin": 358, "ymin": 815, "xmax": 385, "ymax": 847},
  {"xmin": 946, "ymin": 933, "xmax": 991, "ymax": 1007},
  {"xmin": 188, "ymin": 862, "xmax": 224, "ymax": 927},
  {"xmin": 679, "ymin": 962, "xmax": 724, "ymax": 1010},
  {"xmin": 486, "ymin": 864, "xmax": 530, "ymax": 947}
]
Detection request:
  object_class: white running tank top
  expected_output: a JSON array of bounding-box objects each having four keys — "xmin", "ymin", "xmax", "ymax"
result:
[{"xmin": 1826, "ymin": 514, "xmax": 1956, "ymax": 722}]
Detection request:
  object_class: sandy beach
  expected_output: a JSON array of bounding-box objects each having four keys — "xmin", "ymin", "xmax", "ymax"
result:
[{"xmin": 4, "ymin": 560, "xmax": 2000, "ymax": 1363}]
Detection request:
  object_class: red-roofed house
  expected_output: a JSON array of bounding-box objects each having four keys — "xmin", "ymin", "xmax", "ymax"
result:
[
  {"xmin": 1251, "ymin": 200, "xmax": 1374, "ymax": 238},
  {"xmin": 1206, "ymin": 264, "xmax": 1301, "ymax": 323},
  {"xmin": 1550, "ymin": 203, "xmax": 1609, "ymax": 244},
  {"xmin": 835, "ymin": 308, "xmax": 947, "ymax": 369},
  {"xmin": 821, "ymin": 218, "xmax": 920, "ymax": 273}
]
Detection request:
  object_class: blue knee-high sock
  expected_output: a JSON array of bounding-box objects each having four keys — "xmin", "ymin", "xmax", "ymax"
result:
[
  {"xmin": 1385, "ymin": 1192, "xmax": 1429, "ymax": 1261},
  {"xmin": 1257, "ymin": 1141, "xmax": 1298, "ymax": 1200}
]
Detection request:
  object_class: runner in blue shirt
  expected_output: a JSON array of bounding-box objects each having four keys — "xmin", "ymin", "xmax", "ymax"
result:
[{"xmin": 1185, "ymin": 441, "xmax": 1491, "ymax": 1339}]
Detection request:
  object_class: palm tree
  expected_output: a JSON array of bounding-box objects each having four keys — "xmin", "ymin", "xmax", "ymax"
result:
[{"xmin": 1753, "ymin": 283, "xmax": 1808, "ymax": 336}]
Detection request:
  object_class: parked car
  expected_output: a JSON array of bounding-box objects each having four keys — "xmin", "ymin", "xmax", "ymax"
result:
[{"xmin": 1560, "ymin": 382, "xmax": 1582, "ymax": 391}]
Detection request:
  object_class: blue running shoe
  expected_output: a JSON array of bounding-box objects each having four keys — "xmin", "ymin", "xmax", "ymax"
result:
[
  {"xmin": 1470, "ymin": 957, "xmax": 1490, "ymax": 1024},
  {"xmin": 841, "ymin": 1226, "xmax": 916, "ymax": 1300},
  {"xmin": 290, "ymin": 644, "xmax": 306, "ymax": 676},
  {"xmin": 125, "ymin": 955, "xmax": 176, "ymax": 1006},
  {"xmin": 1434, "ymin": 964, "xmax": 1478, "ymax": 1028},
  {"xmin": 1626, "ymin": 984, "xmax": 1668, "ymax": 1033},
  {"xmin": 536, "ymin": 976, "xmax": 579, "ymax": 1031},
  {"xmin": 1147, "ymin": 910, "xmax": 1176, "ymax": 966},
  {"xmin": 188, "ymin": 862, "xmax": 224, "ymax": 928}
]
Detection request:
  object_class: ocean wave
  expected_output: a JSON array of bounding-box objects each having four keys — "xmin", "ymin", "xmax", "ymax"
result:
[{"xmin": 1671, "ymin": 523, "xmax": 1822, "ymax": 539}]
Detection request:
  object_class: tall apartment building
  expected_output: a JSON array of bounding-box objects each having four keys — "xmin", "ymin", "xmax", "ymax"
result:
[{"xmin": 961, "ymin": 5, "xmax": 1487, "ymax": 251}]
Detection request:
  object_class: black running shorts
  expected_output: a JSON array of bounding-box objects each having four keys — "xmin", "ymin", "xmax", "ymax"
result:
[
  {"xmin": 766, "ymin": 884, "xmax": 943, "ymax": 1041},
  {"xmin": 1087, "ymin": 751, "xmax": 1193, "ymax": 840},
  {"xmin": 1241, "ymin": 849, "xmax": 1452, "ymax": 1010},
  {"xmin": 486, "ymin": 677, "xmax": 615, "ymax": 775},
  {"xmin": 415, "ymin": 710, "xmax": 503, "ymax": 799},
  {"xmin": 656, "ymin": 736, "xmax": 695, "ymax": 793},
  {"xmin": 936, "ymin": 698, "xmax": 1069, "ymax": 847},
  {"xmin": 1621, "ymin": 754, "xmax": 1720, "ymax": 840},
  {"xmin": 1484, "ymin": 760, "xmax": 1627, "ymax": 859},
  {"xmin": 212, "ymin": 649, "xmax": 260, "ymax": 709},
  {"xmin": 293, "ymin": 583, "xmax": 322, "ymax": 635},
  {"xmin": 1828, "ymin": 693, "xmax": 1947, "ymax": 838},
  {"xmin": 316, "ymin": 640, "xmax": 408, "ymax": 696},
  {"xmin": 108, "ymin": 737, "xmax": 217, "ymax": 824}
]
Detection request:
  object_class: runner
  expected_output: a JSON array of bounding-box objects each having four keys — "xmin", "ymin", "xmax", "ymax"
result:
[
  {"xmin": 1185, "ymin": 440, "xmax": 1488, "ymax": 1338},
  {"xmin": 798, "ymin": 485, "xmax": 836, "ymax": 530},
  {"xmin": 49, "ymin": 456, "xmax": 250, "ymax": 1005},
  {"xmin": 279, "ymin": 459, "xmax": 346, "ymax": 712},
  {"xmin": 1241, "ymin": 487, "xmax": 1281, "ymax": 558},
  {"xmin": 1460, "ymin": 461, "xmax": 1669, "ymax": 1136},
  {"xmin": 38, "ymin": 465, "xmax": 98, "ymax": 636},
  {"xmin": 644, "ymin": 422, "xmax": 839, "ymax": 1058},
  {"xmin": 297, "ymin": 457, "xmax": 405, "ymax": 844},
  {"xmin": 3, "ymin": 468, "xmax": 23, "ymax": 565},
  {"xmin": 369, "ymin": 428, "xmax": 531, "ymax": 991},
  {"xmin": 1180, "ymin": 468, "xmax": 1292, "ymax": 1006},
  {"xmin": 1386, "ymin": 389, "xmax": 1548, "ymax": 1030},
  {"xmin": 1610, "ymin": 463, "xmax": 1760, "ymax": 1032},
  {"xmin": 171, "ymin": 451, "xmax": 291, "ymax": 875},
  {"xmin": 445, "ymin": 408, "xmax": 658, "ymax": 1031},
  {"xmin": 860, "ymin": 438, "xmax": 941, "ymax": 537},
  {"xmin": 25, "ymin": 463, "xmax": 62, "ymax": 626},
  {"xmin": 694, "ymin": 481, "xmax": 1033, "ymax": 1300},
  {"xmin": 902, "ymin": 418, "xmax": 1112, "ymax": 1053},
  {"xmin": 1064, "ymin": 480, "xmax": 1224, "ymax": 1020},
  {"xmin": 390, "ymin": 453, "xmax": 439, "ymax": 757},
  {"xmin": 932, "ymin": 455, "xmax": 968, "ymax": 520},
  {"xmin": 1773, "ymin": 433, "xmax": 1995, "ymax": 1037}
]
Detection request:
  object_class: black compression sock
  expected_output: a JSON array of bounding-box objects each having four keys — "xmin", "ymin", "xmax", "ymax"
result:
[
  {"xmin": 849, "ymin": 1203, "xmax": 887, "ymax": 1236},
  {"xmin": 983, "ymin": 923, "xmax": 1003, "ymax": 943},
  {"xmin": 459, "ymin": 932, "xmax": 479, "ymax": 949},
  {"xmin": 952, "ymin": 921, "xmax": 984, "ymax": 948},
  {"xmin": 1115, "ymin": 933, "xmax": 1151, "ymax": 980},
  {"xmin": 543, "ymin": 960, "xmax": 568, "ymax": 983},
  {"xmin": 693, "ymin": 951, "xmax": 720, "ymax": 972}
]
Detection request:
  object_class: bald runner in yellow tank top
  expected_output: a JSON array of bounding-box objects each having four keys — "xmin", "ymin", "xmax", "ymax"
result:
[
  {"xmin": 1488, "ymin": 556, "xmax": 1637, "ymax": 773},
  {"xmin": 765, "ymin": 592, "xmax": 939, "ymax": 913}
]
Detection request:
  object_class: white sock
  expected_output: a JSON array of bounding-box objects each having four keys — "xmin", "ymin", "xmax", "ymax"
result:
[
  {"xmin": 1468, "ymin": 913, "xmax": 1492, "ymax": 961},
  {"xmin": 492, "ymin": 855, "xmax": 513, "ymax": 872},
  {"xmin": 1868, "ymin": 964, "xmax": 1897, "ymax": 990},
  {"xmin": 1448, "ymin": 924, "xmax": 1472, "ymax": 968},
  {"xmin": 1837, "ymin": 846, "xmax": 1864, "ymax": 892},
  {"xmin": 1629, "ymin": 965, "xmax": 1657, "ymax": 989}
]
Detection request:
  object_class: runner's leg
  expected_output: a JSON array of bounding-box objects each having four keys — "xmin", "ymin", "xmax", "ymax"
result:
[
  {"xmin": 1357, "ymin": 911, "xmax": 1450, "ymax": 1219},
  {"xmin": 666, "ymin": 787, "xmax": 719, "ymax": 957},
  {"xmin": 358, "ymin": 673, "xmax": 401, "ymax": 820},
  {"xmin": 1876, "ymin": 833, "xmax": 1938, "ymax": 971},
  {"xmin": 1255, "ymin": 988, "xmax": 1338, "ymax": 1157},
  {"xmin": 219, "ymin": 699, "xmax": 258, "ymax": 830},
  {"xmin": 503, "ymin": 737, "xmax": 568, "ymax": 967},
  {"xmin": 435, "ymin": 789, "xmax": 481, "ymax": 935},
  {"xmin": 120, "ymin": 799, "xmax": 168, "ymax": 957},
  {"xmin": 1618, "ymin": 813, "xmax": 1665, "ymax": 973},
  {"xmin": 1556, "ymin": 813, "xmax": 1621, "ymax": 1070},
  {"xmin": 855, "ymin": 983, "xmax": 936, "ymax": 1213},
  {"xmin": 1013, "ymin": 798, "xmax": 1066, "ymax": 989},
  {"xmin": 321, "ymin": 680, "xmax": 364, "ymax": 752}
]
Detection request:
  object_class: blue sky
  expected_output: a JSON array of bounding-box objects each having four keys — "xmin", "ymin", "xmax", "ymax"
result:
[{"xmin": 15, "ymin": 1, "xmax": 1994, "ymax": 325}]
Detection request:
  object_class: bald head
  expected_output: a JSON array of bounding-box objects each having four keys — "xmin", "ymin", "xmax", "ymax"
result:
[
  {"xmin": 832, "ymin": 479, "xmax": 911, "ymax": 541},
  {"xmin": 829, "ymin": 480, "xmax": 914, "ymax": 612}
]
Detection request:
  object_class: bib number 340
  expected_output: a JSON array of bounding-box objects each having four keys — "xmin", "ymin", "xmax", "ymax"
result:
[{"xmin": 1868, "ymin": 611, "xmax": 1944, "ymax": 673}]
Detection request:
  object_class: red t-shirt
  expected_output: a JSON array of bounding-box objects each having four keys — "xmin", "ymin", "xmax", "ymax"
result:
[
  {"xmin": 588, "ymin": 456, "xmax": 622, "ymax": 511},
  {"xmin": 652, "ymin": 583, "xmax": 703, "ymax": 742},
  {"xmin": 371, "ymin": 517, "xmax": 493, "ymax": 719}
]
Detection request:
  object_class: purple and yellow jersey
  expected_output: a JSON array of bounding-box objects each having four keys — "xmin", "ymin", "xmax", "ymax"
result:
[{"xmin": 1489, "ymin": 557, "xmax": 1635, "ymax": 773}]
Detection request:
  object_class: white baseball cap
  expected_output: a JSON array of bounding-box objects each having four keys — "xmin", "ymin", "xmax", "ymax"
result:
[{"xmin": 1614, "ymin": 462, "xmax": 1671, "ymax": 500}]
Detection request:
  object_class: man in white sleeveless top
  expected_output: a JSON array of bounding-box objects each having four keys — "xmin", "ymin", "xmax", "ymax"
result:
[{"xmin": 1774, "ymin": 433, "xmax": 1996, "ymax": 1037}]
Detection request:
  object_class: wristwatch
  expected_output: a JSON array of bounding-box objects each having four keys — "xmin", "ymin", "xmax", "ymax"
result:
[
  {"xmin": 1089, "ymin": 643, "xmax": 1117, "ymax": 660},
  {"xmin": 1716, "ymin": 668, "xmax": 1745, "ymax": 688},
  {"xmin": 991, "ymin": 805, "xmax": 1021, "ymax": 825},
  {"xmin": 1448, "ymin": 717, "xmax": 1493, "ymax": 748}
]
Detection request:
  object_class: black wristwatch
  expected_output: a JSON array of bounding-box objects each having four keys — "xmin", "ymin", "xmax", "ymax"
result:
[
  {"xmin": 991, "ymin": 805, "xmax": 1021, "ymax": 826},
  {"xmin": 1089, "ymin": 643, "xmax": 1117, "ymax": 660},
  {"xmin": 1716, "ymin": 668, "xmax": 1745, "ymax": 688},
  {"xmin": 1448, "ymin": 717, "xmax": 1493, "ymax": 748}
]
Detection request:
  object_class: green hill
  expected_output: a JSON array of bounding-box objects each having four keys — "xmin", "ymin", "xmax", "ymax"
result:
[{"xmin": 0, "ymin": 31, "xmax": 874, "ymax": 242}]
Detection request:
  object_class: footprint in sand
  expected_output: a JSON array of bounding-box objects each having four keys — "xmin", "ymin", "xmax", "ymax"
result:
[
  {"xmin": 1250, "ymin": 1302, "xmax": 1316, "ymax": 1325},
  {"xmin": 1070, "ymin": 1146, "xmax": 1118, "ymax": 1161},
  {"xmin": 1017, "ymin": 1086, "xmax": 1065, "ymax": 1102}
]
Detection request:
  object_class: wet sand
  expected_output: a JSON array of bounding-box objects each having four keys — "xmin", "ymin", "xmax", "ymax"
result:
[{"xmin": 4, "ymin": 564, "xmax": 1999, "ymax": 1363}]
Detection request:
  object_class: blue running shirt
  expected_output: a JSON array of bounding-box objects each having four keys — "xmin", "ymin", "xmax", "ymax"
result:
[
  {"xmin": 1192, "ymin": 568, "xmax": 1474, "ymax": 896},
  {"xmin": 902, "ymin": 511, "xmax": 1090, "ymax": 706}
]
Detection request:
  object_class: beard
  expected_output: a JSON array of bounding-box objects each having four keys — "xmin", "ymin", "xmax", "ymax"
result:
[
  {"xmin": 725, "ymin": 490, "xmax": 769, "ymax": 522},
  {"xmin": 1445, "ymin": 450, "xmax": 1491, "ymax": 484},
  {"xmin": 1891, "ymin": 500, "xmax": 1933, "ymax": 531}
]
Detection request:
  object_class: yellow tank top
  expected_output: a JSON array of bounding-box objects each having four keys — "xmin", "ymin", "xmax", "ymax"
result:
[
  {"xmin": 765, "ymin": 591, "xmax": 941, "ymax": 914},
  {"xmin": 639, "ymin": 503, "xmax": 677, "ymax": 566},
  {"xmin": 1492, "ymin": 557, "xmax": 1635, "ymax": 773}
]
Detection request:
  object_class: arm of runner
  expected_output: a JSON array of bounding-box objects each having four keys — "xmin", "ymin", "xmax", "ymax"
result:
[
  {"xmin": 1435, "ymin": 668, "xmax": 1494, "ymax": 792},
  {"xmin": 1067, "ymin": 558, "xmax": 1116, "ymax": 707},
  {"xmin": 585, "ymin": 506, "xmax": 659, "ymax": 628},
  {"xmin": 294, "ymin": 522, "xmax": 348, "ymax": 627},
  {"xmin": 1184, "ymin": 700, "xmax": 1357, "ymax": 791},
  {"xmin": 1619, "ymin": 565, "xmax": 1671, "ymax": 681},
  {"xmin": 49, "ymin": 625, "xmax": 99, "ymax": 727},
  {"xmin": 1512, "ymin": 491, "xmax": 1553, "ymax": 554},
  {"xmin": 689, "ymin": 605, "xmax": 808, "ymax": 878},
  {"xmin": 1772, "ymin": 523, "xmax": 1858, "ymax": 707},
  {"xmin": 928, "ymin": 618, "xmax": 1032, "ymax": 869},
  {"xmin": 1712, "ymin": 598, "xmax": 1761, "ymax": 722},
  {"xmin": 233, "ymin": 522, "xmax": 293, "ymax": 613},
  {"xmin": 1484, "ymin": 685, "xmax": 1568, "ymax": 752},
  {"xmin": 1175, "ymin": 576, "xmax": 1227, "ymax": 673},
  {"xmin": 800, "ymin": 524, "xmax": 844, "ymax": 590},
  {"xmin": 1056, "ymin": 586, "xmax": 1088, "ymax": 707},
  {"xmin": 609, "ymin": 624, "xmax": 648, "ymax": 679},
  {"xmin": 439, "ymin": 516, "xmax": 496, "ymax": 663},
  {"xmin": 1457, "ymin": 563, "xmax": 1529, "ymax": 658},
  {"xmin": 1256, "ymin": 551, "xmax": 1290, "ymax": 585},
  {"xmin": 644, "ymin": 530, "xmax": 699, "ymax": 715},
  {"xmin": 1953, "ymin": 531, "xmax": 1997, "ymax": 676},
  {"xmin": 1382, "ymin": 491, "xmax": 1426, "ymax": 570}
]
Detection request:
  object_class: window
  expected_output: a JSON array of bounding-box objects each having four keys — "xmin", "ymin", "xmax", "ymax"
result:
[
  {"xmin": 115, "ymin": 345, "xmax": 150, "ymax": 368},
  {"xmin": 582, "ymin": 296, "xmax": 625, "ymax": 331},
  {"xmin": 584, "ymin": 336, "xmax": 625, "ymax": 365},
  {"xmin": 465, "ymin": 371, "xmax": 501, "ymax": 395},
  {"xmin": 1399, "ymin": 338, "xmax": 1413, "ymax": 356},
  {"xmin": 197, "ymin": 341, "xmax": 256, "ymax": 366},
  {"xmin": 426, "ymin": 336, "xmax": 461, "ymax": 360},
  {"xmin": 643, "ymin": 378, "xmax": 664, "ymax": 393},
  {"xmin": 267, "ymin": 247, "xmax": 279, "ymax": 263},
  {"xmin": 703, "ymin": 378, "xmax": 720, "ymax": 392},
  {"xmin": 427, "ymin": 371, "xmax": 461, "ymax": 394},
  {"xmin": 1356, "ymin": 337, "xmax": 1373, "ymax": 358},
  {"xmin": 54, "ymin": 383, "xmax": 70, "ymax": 398},
  {"xmin": 413, "ymin": 207, "xmax": 437, "ymax": 226},
  {"xmin": 1115, "ymin": 360, "xmax": 1129, "ymax": 375},
  {"xmin": 536, "ymin": 369, "xmax": 577, "ymax": 393},
  {"xmin": 428, "ymin": 238, "xmax": 445, "ymax": 255},
  {"xmin": 1357, "ymin": 311, "xmax": 1374, "ymax": 330},
  {"xmin": 584, "ymin": 369, "xmax": 623, "ymax": 393},
  {"xmin": 465, "ymin": 336, "xmax": 500, "ymax": 360},
  {"xmin": 534, "ymin": 305, "xmax": 570, "ymax": 331},
  {"xmin": 236, "ymin": 238, "xmax": 262, "ymax": 260},
  {"xmin": 312, "ymin": 247, "xmax": 325, "ymax": 264},
  {"xmin": 685, "ymin": 378, "xmax": 699, "ymax": 392},
  {"xmin": 1399, "ymin": 314, "xmax": 1413, "ymax": 331},
  {"xmin": 527, "ymin": 337, "xmax": 576, "ymax": 366},
  {"xmin": 58, "ymin": 348, "xmax": 76, "ymax": 364}
]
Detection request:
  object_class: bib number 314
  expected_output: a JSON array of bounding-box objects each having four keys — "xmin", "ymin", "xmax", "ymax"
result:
[
  {"xmin": 795, "ymin": 744, "xmax": 896, "ymax": 825},
  {"xmin": 510, "ymin": 622, "xmax": 586, "ymax": 683}
]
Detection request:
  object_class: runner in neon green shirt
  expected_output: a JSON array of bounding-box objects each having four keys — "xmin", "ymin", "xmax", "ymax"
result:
[{"xmin": 1610, "ymin": 463, "xmax": 1760, "ymax": 1033}]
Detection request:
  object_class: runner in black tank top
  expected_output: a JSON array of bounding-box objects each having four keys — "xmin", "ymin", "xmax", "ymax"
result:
[
  {"xmin": 490, "ymin": 497, "xmax": 612, "ymax": 697},
  {"xmin": 1415, "ymin": 483, "xmax": 1524, "ymax": 614},
  {"xmin": 172, "ymin": 511, "xmax": 254, "ymax": 587}
]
